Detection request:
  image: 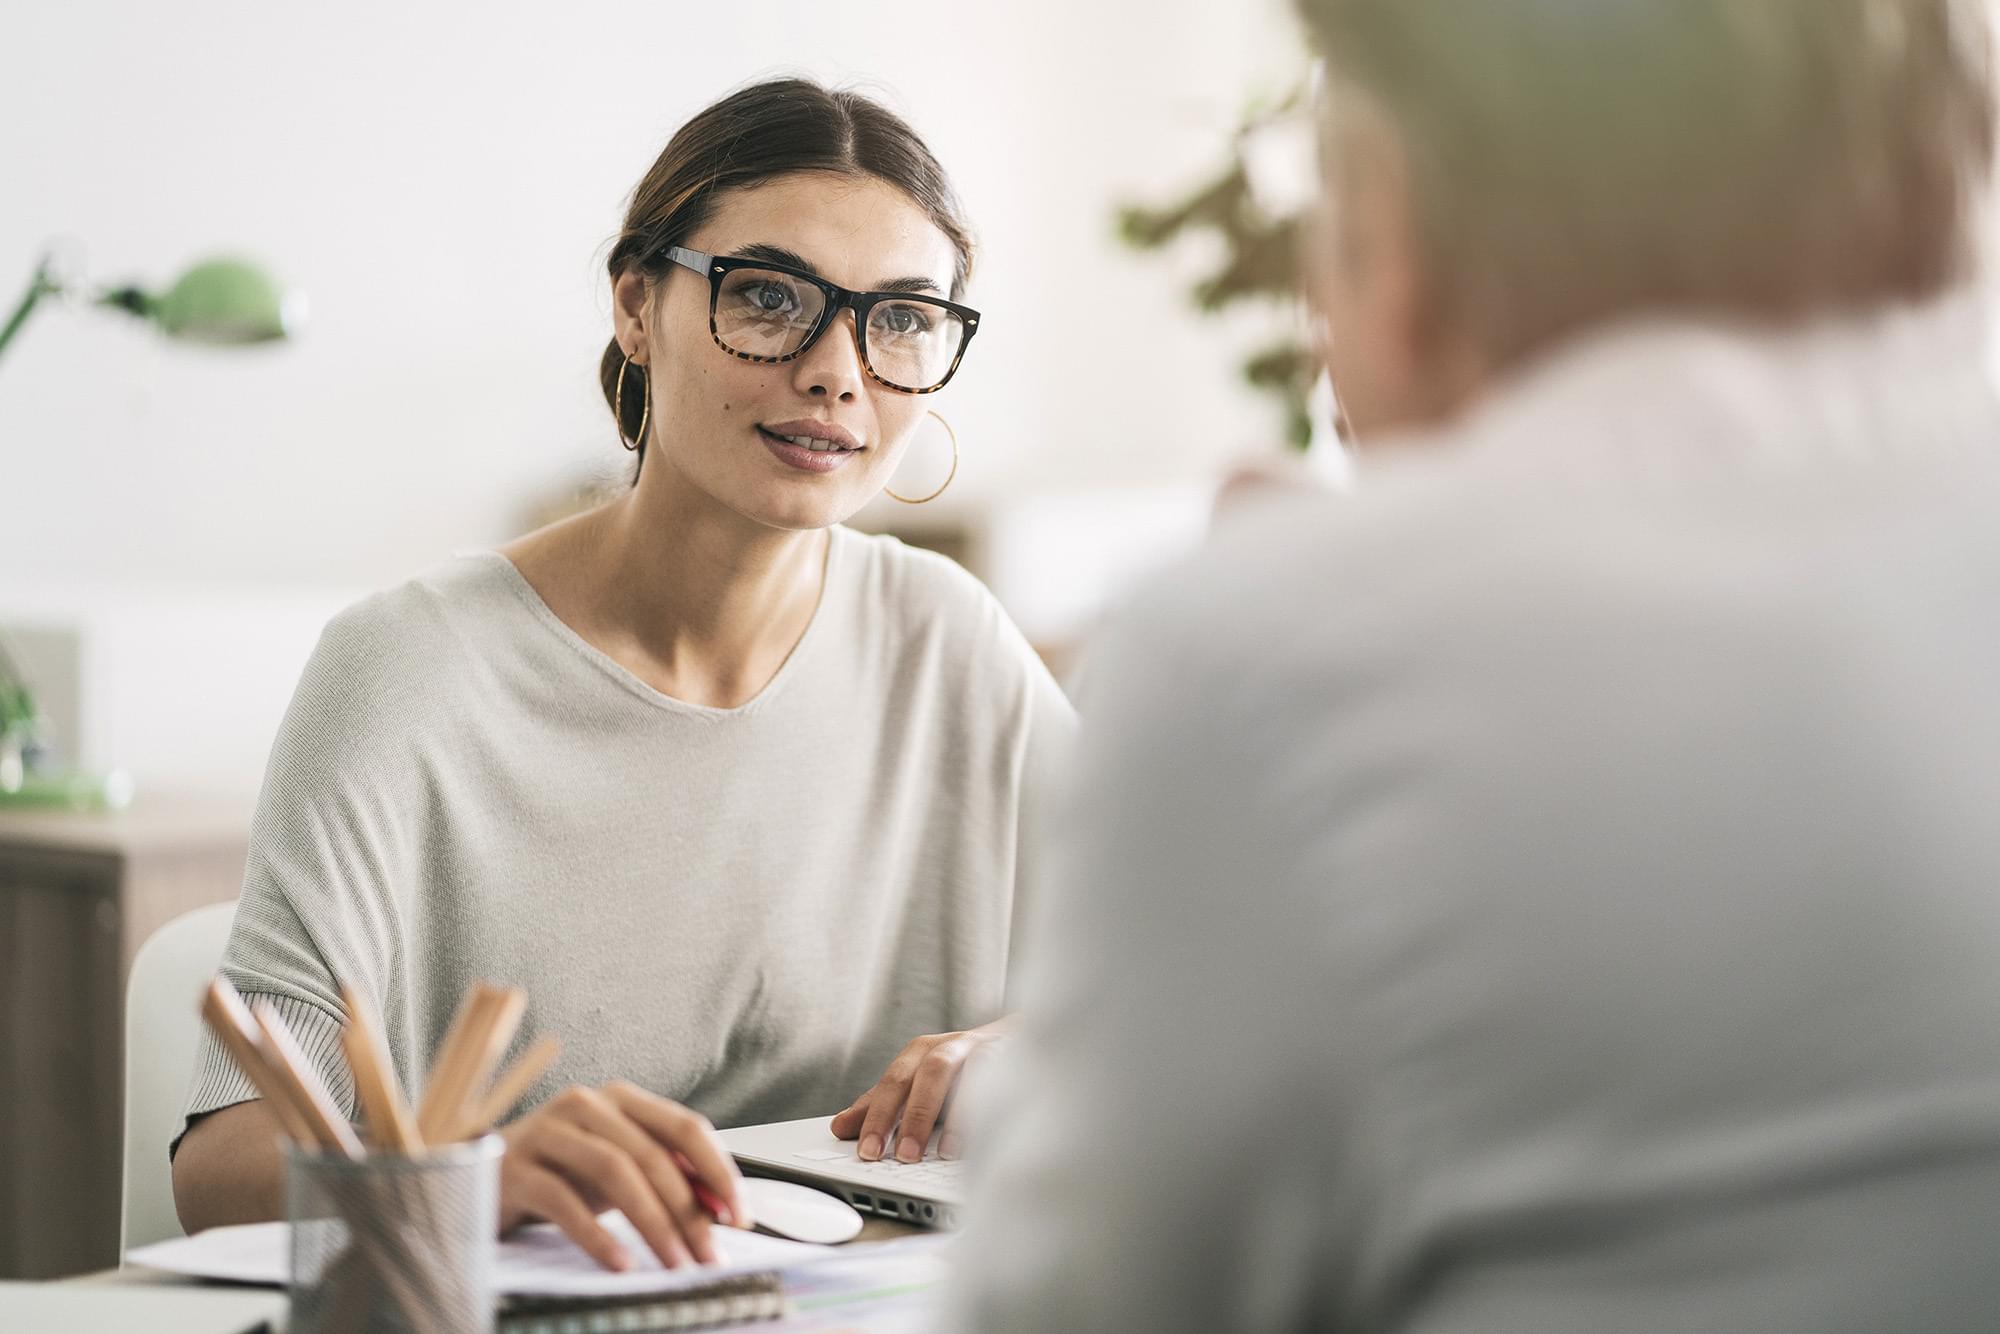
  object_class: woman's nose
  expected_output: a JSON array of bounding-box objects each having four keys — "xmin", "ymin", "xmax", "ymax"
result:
[{"xmin": 795, "ymin": 309, "xmax": 867, "ymax": 401}]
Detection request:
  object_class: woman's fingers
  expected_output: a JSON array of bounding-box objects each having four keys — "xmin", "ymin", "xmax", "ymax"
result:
[
  {"xmin": 847, "ymin": 1033, "xmax": 987, "ymax": 1161},
  {"xmin": 559, "ymin": 1086, "xmax": 716, "ymax": 1262},
  {"xmin": 938, "ymin": 1088, "xmax": 969, "ymax": 1161},
  {"xmin": 938, "ymin": 1035, "xmax": 1004, "ymax": 1161},
  {"xmin": 845, "ymin": 1033, "xmax": 986, "ymax": 1162},
  {"xmin": 508, "ymin": 1163, "xmax": 631, "ymax": 1272},
  {"xmin": 533, "ymin": 1116, "xmax": 696, "ymax": 1270},
  {"xmin": 496, "ymin": 1083, "xmax": 758, "ymax": 1273},
  {"xmin": 892, "ymin": 1035, "xmax": 973, "ymax": 1162},
  {"xmin": 854, "ymin": 1064, "xmax": 915, "ymax": 1162},
  {"xmin": 608, "ymin": 1082, "xmax": 750, "ymax": 1235},
  {"xmin": 828, "ymin": 1095, "xmax": 869, "ymax": 1141}
]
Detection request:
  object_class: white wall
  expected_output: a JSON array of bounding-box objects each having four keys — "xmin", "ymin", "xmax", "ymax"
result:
[{"xmin": 3, "ymin": 0, "xmax": 1310, "ymax": 596}]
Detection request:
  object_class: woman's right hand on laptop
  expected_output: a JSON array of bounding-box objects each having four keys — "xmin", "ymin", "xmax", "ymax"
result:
[{"xmin": 497, "ymin": 1081, "xmax": 749, "ymax": 1271}]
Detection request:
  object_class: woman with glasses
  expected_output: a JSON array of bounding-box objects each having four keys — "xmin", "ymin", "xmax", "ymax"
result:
[{"xmin": 171, "ymin": 78, "xmax": 1072, "ymax": 1271}]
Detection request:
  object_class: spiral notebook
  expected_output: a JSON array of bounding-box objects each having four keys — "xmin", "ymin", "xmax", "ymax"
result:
[
  {"xmin": 129, "ymin": 1212, "xmax": 822, "ymax": 1331},
  {"xmin": 499, "ymin": 1272, "xmax": 787, "ymax": 1332}
]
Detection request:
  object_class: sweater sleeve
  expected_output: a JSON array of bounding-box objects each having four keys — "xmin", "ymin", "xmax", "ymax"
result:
[{"xmin": 173, "ymin": 596, "xmax": 429, "ymax": 1159}]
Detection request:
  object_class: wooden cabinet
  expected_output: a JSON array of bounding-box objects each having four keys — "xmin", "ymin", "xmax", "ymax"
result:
[{"xmin": 0, "ymin": 800, "xmax": 249, "ymax": 1278}]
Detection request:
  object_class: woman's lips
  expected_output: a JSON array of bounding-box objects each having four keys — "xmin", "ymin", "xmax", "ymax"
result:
[
  {"xmin": 759, "ymin": 425, "xmax": 859, "ymax": 474},
  {"xmin": 763, "ymin": 418, "xmax": 863, "ymax": 451}
]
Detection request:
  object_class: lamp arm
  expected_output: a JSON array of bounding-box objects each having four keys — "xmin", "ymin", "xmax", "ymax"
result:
[{"xmin": 0, "ymin": 257, "xmax": 63, "ymax": 366}]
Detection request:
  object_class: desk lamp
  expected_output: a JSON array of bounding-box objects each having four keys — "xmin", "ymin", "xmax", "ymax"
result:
[{"xmin": 0, "ymin": 249, "xmax": 302, "ymax": 808}]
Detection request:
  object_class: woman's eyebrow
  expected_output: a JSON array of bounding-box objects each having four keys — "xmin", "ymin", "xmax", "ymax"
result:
[
  {"xmin": 728, "ymin": 242, "xmax": 818, "ymax": 272},
  {"xmin": 725, "ymin": 243, "xmax": 944, "ymax": 296},
  {"xmin": 875, "ymin": 275, "xmax": 943, "ymax": 296}
]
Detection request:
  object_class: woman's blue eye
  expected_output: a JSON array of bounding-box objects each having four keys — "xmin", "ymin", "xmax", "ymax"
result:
[
  {"xmin": 729, "ymin": 276, "xmax": 804, "ymax": 318},
  {"xmin": 877, "ymin": 304, "xmax": 933, "ymax": 337}
]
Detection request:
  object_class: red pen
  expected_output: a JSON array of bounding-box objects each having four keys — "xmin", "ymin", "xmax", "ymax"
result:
[{"xmin": 671, "ymin": 1151, "xmax": 735, "ymax": 1226}]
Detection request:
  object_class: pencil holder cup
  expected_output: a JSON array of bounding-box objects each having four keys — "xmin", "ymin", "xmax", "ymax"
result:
[{"xmin": 286, "ymin": 1135, "xmax": 503, "ymax": 1334}]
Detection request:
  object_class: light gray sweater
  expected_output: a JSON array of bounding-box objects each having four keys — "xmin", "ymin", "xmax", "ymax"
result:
[
  {"xmin": 953, "ymin": 306, "xmax": 2000, "ymax": 1331},
  {"xmin": 179, "ymin": 526, "xmax": 1072, "ymax": 1150}
]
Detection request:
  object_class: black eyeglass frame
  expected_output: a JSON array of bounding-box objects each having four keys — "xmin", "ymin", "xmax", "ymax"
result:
[{"xmin": 662, "ymin": 245, "xmax": 981, "ymax": 394}]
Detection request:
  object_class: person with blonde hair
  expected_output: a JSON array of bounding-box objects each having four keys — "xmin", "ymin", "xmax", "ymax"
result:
[{"xmin": 953, "ymin": 2, "xmax": 2000, "ymax": 1329}]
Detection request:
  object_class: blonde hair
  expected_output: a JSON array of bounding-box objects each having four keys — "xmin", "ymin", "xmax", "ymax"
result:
[{"xmin": 1300, "ymin": 0, "xmax": 1996, "ymax": 361}]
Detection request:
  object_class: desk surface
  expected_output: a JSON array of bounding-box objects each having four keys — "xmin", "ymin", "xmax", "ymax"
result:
[{"xmin": 0, "ymin": 1279, "xmax": 287, "ymax": 1332}]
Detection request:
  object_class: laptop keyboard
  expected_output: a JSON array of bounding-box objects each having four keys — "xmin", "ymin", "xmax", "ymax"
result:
[{"xmin": 790, "ymin": 1148, "xmax": 964, "ymax": 1193}]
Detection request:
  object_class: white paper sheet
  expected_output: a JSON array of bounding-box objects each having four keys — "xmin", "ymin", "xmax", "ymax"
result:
[
  {"xmin": 769, "ymin": 1235, "xmax": 954, "ymax": 1332},
  {"xmin": 129, "ymin": 1210, "xmax": 830, "ymax": 1296}
]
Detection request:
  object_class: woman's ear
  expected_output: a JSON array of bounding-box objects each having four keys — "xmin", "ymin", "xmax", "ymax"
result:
[{"xmin": 612, "ymin": 270, "xmax": 653, "ymax": 364}]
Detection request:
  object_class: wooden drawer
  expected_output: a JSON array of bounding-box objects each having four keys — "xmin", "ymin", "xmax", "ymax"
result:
[{"xmin": 0, "ymin": 802, "xmax": 248, "ymax": 1278}]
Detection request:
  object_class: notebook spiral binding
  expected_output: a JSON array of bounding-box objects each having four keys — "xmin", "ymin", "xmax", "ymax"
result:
[{"xmin": 498, "ymin": 1271, "xmax": 788, "ymax": 1333}]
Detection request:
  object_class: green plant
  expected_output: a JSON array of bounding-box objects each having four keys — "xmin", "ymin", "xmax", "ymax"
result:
[{"xmin": 1116, "ymin": 85, "xmax": 1317, "ymax": 449}]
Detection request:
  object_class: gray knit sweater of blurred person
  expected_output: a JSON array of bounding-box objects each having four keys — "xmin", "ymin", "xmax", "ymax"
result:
[
  {"xmin": 952, "ymin": 301, "xmax": 2000, "ymax": 1333},
  {"xmin": 176, "ymin": 525, "xmax": 1073, "ymax": 1154}
]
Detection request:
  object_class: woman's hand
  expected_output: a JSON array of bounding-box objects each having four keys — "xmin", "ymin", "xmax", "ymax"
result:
[
  {"xmin": 498, "ymin": 1081, "xmax": 749, "ymax": 1272},
  {"xmin": 830, "ymin": 1019, "xmax": 1011, "ymax": 1163}
]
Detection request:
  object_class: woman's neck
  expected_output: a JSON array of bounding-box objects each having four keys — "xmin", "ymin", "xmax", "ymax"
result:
[{"xmin": 506, "ymin": 466, "xmax": 831, "ymax": 710}]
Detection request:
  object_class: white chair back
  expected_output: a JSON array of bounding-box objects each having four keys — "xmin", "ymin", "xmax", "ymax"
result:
[{"xmin": 120, "ymin": 900, "xmax": 237, "ymax": 1256}]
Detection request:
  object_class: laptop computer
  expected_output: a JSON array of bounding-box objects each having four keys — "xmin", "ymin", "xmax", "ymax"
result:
[{"xmin": 718, "ymin": 1116, "xmax": 966, "ymax": 1229}]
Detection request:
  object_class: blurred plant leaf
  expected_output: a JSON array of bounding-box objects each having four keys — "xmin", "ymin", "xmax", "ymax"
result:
[
  {"xmin": 1116, "ymin": 164, "xmax": 1251, "ymax": 251},
  {"xmin": 1244, "ymin": 340, "xmax": 1312, "ymax": 390},
  {"xmin": 1115, "ymin": 78, "xmax": 1317, "ymax": 450}
]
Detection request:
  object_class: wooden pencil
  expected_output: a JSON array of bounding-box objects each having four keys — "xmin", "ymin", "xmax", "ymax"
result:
[
  {"xmin": 446, "ymin": 986, "xmax": 527, "ymax": 1141},
  {"xmin": 199, "ymin": 979, "xmax": 322, "ymax": 1150},
  {"xmin": 251, "ymin": 1002, "xmax": 366, "ymax": 1160},
  {"xmin": 412, "ymin": 984, "xmax": 491, "ymax": 1143},
  {"xmin": 450, "ymin": 1034, "xmax": 559, "ymax": 1141},
  {"xmin": 417, "ymin": 984, "xmax": 526, "ymax": 1144},
  {"xmin": 338, "ymin": 984, "xmax": 425, "ymax": 1154}
]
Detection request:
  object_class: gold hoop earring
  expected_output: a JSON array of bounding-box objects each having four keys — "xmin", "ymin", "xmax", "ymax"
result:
[
  {"xmin": 615, "ymin": 354, "xmax": 650, "ymax": 452},
  {"xmin": 885, "ymin": 410, "xmax": 959, "ymax": 504}
]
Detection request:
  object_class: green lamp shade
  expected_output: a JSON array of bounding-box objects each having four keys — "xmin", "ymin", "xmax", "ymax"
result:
[{"xmin": 149, "ymin": 257, "xmax": 299, "ymax": 344}]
